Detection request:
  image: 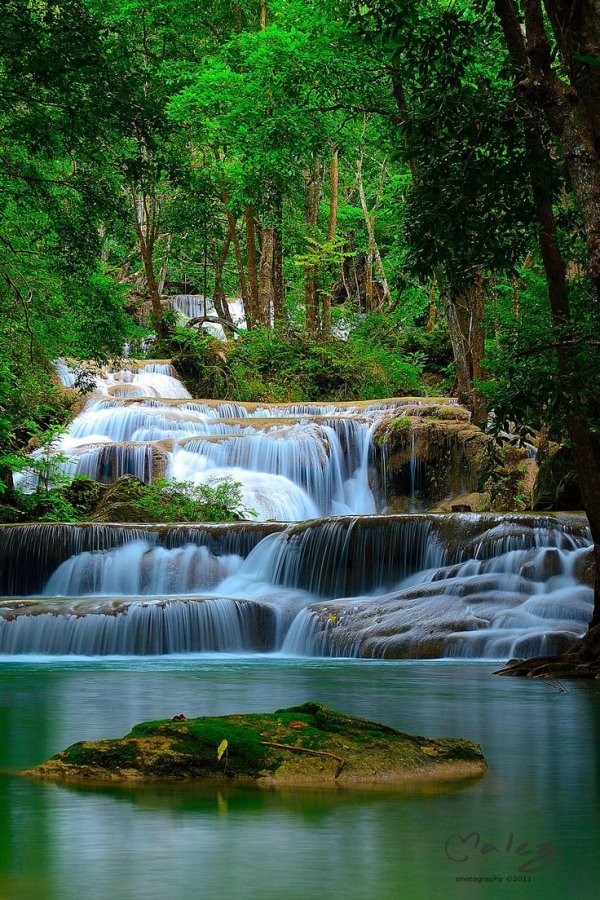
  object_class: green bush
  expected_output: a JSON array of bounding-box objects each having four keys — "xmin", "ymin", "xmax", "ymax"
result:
[
  {"xmin": 126, "ymin": 477, "xmax": 249, "ymax": 523},
  {"xmin": 157, "ymin": 325, "xmax": 426, "ymax": 402}
]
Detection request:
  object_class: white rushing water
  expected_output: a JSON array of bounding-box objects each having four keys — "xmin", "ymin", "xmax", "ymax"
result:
[
  {"xmin": 0, "ymin": 515, "xmax": 593, "ymax": 657},
  {"xmin": 22, "ymin": 361, "xmax": 389, "ymax": 519}
]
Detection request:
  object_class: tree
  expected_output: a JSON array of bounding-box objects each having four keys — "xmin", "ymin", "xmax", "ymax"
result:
[
  {"xmin": 0, "ymin": 1, "xmax": 134, "ymax": 475},
  {"xmin": 491, "ymin": 0, "xmax": 600, "ymax": 627}
]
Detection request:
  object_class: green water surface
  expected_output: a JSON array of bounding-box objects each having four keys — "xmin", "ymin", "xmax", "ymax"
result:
[{"xmin": 0, "ymin": 657, "xmax": 598, "ymax": 900}]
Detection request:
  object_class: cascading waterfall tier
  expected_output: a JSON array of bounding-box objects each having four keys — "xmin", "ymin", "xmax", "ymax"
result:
[
  {"xmin": 0, "ymin": 514, "xmax": 592, "ymax": 658},
  {"xmin": 35, "ymin": 360, "xmax": 469, "ymax": 519}
]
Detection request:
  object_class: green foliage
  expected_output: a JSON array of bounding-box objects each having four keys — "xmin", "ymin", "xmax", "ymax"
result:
[
  {"xmin": 351, "ymin": 315, "xmax": 453, "ymax": 374},
  {"xmin": 156, "ymin": 324, "xmax": 426, "ymax": 402},
  {"xmin": 481, "ymin": 265, "xmax": 600, "ymax": 440},
  {"xmin": 114, "ymin": 477, "xmax": 249, "ymax": 523},
  {"xmin": 388, "ymin": 416, "xmax": 412, "ymax": 433}
]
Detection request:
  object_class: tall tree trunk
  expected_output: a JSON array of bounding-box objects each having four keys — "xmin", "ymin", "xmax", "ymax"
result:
[
  {"xmin": 442, "ymin": 288, "xmax": 472, "ymax": 408},
  {"xmin": 258, "ymin": 225, "xmax": 275, "ymax": 326},
  {"xmin": 438, "ymin": 273, "xmax": 485, "ymax": 421},
  {"xmin": 139, "ymin": 236, "xmax": 165, "ymax": 334},
  {"xmin": 220, "ymin": 186, "xmax": 253, "ymax": 328},
  {"xmin": 321, "ymin": 146, "xmax": 339, "ymax": 336},
  {"xmin": 157, "ymin": 233, "xmax": 172, "ymax": 296},
  {"xmin": 327, "ymin": 147, "xmax": 339, "ymax": 240},
  {"xmin": 426, "ymin": 281, "xmax": 438, "ymax": 333},
  {"xmin": 132, "ymin": 189, "xmax": 167, "ymax": 339},
  {"xmin": 304, "ymin": 156, "xmax": 321, "ymax": 335},
  {"xmin": 356, "ymin": 154, "xmax": 392, "ymax": 307},
  {"xmin": 570, "ymin": 428, "xmax": 600, "ymax": 627},
  {"xmin": 245, "ymin": 206, "xmax": 260, "ymax": 325},
  {"xmin": 518, "ymin": 0, "xmax": 600, "ymax": 301},
  {"xmin": 213, "ymin": 234, "xmax": 234, "ymax": 325},
  {"xmin": 273, "ymin": 222, "xmax": 284, "ymax": 322}
]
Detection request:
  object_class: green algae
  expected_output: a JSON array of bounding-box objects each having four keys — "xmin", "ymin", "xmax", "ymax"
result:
[{"xmin": 24, "ymin": 703, "xmax": 486, "ymax": 788}]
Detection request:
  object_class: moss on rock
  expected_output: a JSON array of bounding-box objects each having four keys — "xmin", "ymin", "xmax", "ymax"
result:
[{"xmin": 24, "ymin": 702, "xmax": 486, "ymax": 787}]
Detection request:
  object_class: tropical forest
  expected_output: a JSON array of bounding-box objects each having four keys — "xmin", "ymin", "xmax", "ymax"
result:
[{"xmin": 1, "ymin": 2, "xmax": 599, "ymax": 898}]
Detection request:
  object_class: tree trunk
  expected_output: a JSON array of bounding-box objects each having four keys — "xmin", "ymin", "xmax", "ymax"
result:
[
  {"xmin": 273, "ymin": 224, "xmax": 284, "ymax": 322},
  {"xmin": 439, "ymin": 277, "xmax": 485, "ymax": 422},
  {"xmin": 356, "ymin": 155, "xmax": 392, "ymax": 307},
  {"xmin": 221, "ymin": 190, "xmax": 252, "ymax": 328},
  {"xmin": 442, "ymin": 289, "xmax": 472, "ymax": 408},
  {"xmin": 245, "ymin": 206, "xmax": 260, "ymax": 325},
  {"xmin": 321, "ymin": 147, "xmax": 339, "ymax": 336},
  {"xmin": 258, "ymin": 225, "xmax": 275, "ymax": 326},
  {"xmin": 518, "ymin": 0, "xmax": 600, "ymax": 301},
  {"xmin": 426, "ymin": 281, "xmax": 438, "ymax": 333},
  {"xmin": 304, "ymin": 156, "xmax": 321, "ymax": 335},
  {"xmin": 213, "ymin": 234, "xmax": 234, "ymax": 325},
  {"xmin": 327, "ymin": 147, "xmax": 339, "ymax": 241},
  {"xmin": 157, "ymin": 233, "xmax": 172, "ymax": 296},
  {"xmin": 570, "ymin": 426, "xmax": 600, "ymax": 628},
  {"xmin": 131, "ymin": 188, "xmax": 168, "ymax": 339}
]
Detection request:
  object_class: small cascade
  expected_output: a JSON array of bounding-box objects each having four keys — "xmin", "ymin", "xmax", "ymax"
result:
[
  {"xmin": 169, "ymin": 295, "xmax": 247, "ymax": 340},
  {"xmin": 0, "ymin": 514, "xmax": 592, "ymax": 657},
  {"xmin": 43, "ymin": 540, "xmax": 244, "ymax": 596},
  {"xmin": 73, "ymin": 443, "xmax": 155, "ymax": 483},
  {"xmin": 168, "ymin": 420, "xmax": 376, "ymax": 518},
  {"xmin": 0, "ymin": 522, "xmax": 285, "ymax": 595},
  {"xmin": 280, "ymin": 517, "xmax": 592, "ymax": 660},
  {"xmin": 0, "ymin": 598, "xmax": 275, "ymax": 655},
  {"xmin": 54, "ymin": 359, "xmax": 77, "ymax": 388}
]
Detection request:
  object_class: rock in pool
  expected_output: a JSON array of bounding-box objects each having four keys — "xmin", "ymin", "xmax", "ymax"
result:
[{"xmin": 24, "ymin": 702, "xmax": 487, "ymax": 787}]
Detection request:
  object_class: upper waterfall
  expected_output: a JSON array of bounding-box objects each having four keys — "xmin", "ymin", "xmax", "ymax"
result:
[{"xmin": 29, "ymin": 360, "xmax": 466, "ymax": 520}]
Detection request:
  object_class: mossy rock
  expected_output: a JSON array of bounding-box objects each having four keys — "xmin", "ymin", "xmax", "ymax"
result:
[
  {"xmin": 24, "ymin": 703, "xmax": 486, "ymax": 787},
  {"xmin": 63, "ymin": 477, "xmax": 107, "ymax": 515},
  {"xmin": 90, "ymin": 475, "xmax": 148, "ymax": 522}
]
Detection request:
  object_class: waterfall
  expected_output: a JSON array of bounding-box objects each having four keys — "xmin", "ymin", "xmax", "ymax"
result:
[
  {"xmin": 169, "ymin": 295, "xmax": 247, "ymax": 339},
  {"xmin": 27, "ymin": 363, "xmax": 395, "ymax": 518},
  {"xmin": 7, "ymin": 359, "xmax": 592, "ymax": 659},
  {"xmin": 54, "ymin": 359, "xmax": 77, "ymax": 387},
  {"xmin": 0, "ymin": 515, "xmax": 592, "ymax": 657},
  {"xmin": 0, "ymin": 598, "xmax": 276, "ymax": 655},
  {"xmin": 0, "ymin": 522, "xmax": 286, "ymax": 595}
]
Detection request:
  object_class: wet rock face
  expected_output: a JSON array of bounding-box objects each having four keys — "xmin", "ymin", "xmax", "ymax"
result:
[
  {"xmin": 374, "ymin": 413, "xmax": 489, "ymax": 511},
  {"xmin": 24, "ymin": 703, "xmax": 487, "ymax": 786},
  {"xmin": 374, "ymin": 413, "xmax": 535, "ymax": 514}
]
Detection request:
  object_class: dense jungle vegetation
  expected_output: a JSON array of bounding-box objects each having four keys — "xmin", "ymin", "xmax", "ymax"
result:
[{"xmin": 2, "ymin": 0, "xmax": 600, "ymax": 615}]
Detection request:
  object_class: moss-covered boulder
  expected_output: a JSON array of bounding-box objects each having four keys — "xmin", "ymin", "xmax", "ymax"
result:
[
  {"xmin": 374, "ymin": 412, "xmax": 537, "ymax": 513},
  {"xmin": 90, "ymin": 475, "xmax": 150, "ymax": 522},
  {"xmin": 24, "ymin": 702, "xmax": 486, "ymax": 787}
]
